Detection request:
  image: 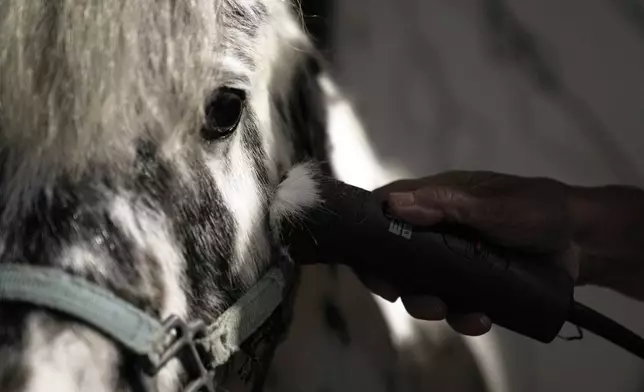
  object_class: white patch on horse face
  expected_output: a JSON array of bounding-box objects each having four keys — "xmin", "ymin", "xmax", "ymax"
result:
[
  {"xmin": 108, "ymin": 195, "xmax": 188, "ymax": 391},
  {"xmin": 204, "ymin": 131, "xmax": 269, "ymax": 288},
  {"xmin": 24, "ymin": 312, "xmax": 119, "ymax": 392},
  {"xmin": 108, "ymin": 194, "xmax": 189, "ymax": 320},
  {"xmin": 250, "ymin": 85, "xmax": 283, "ymax": 185},
  {"xmin": 58, "ymin": 246, "xmax": 111, "ymax": 279}
]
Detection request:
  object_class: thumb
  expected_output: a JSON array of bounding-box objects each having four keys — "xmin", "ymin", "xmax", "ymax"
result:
[
  {"xmin": 387, "ymin": 191, "xmax": 446, "ymax": 226},
  {"xmin": 387, "ymin": 185, "xmax": 475, "ymax": 227}
]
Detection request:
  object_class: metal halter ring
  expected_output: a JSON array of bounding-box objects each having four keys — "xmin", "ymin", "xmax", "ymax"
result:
[{"xmin": 141, "ymin": 315, "xmax": 216, "ymax": 392}]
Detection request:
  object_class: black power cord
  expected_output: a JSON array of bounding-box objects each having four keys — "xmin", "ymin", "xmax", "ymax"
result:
[{"xmin": 569, "ymin": 301, "xmax": 644, "ymax": 360}]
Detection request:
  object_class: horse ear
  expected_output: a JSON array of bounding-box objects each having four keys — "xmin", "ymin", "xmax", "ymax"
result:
[{"xmin": 283, "ymin": 53, "xmax": 334, "ymax": 176}]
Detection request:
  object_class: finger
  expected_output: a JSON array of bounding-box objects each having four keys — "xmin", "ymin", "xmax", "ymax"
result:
[
  {"xmin": 353, "ymin": 269, "xmax": 400, "ymax": 302},
  {"xmin": 388, "ymin": 195, "xmax": 446, "ymax": 226},
  {"xmin": 394, "ymin": 183, "xmax": 537, "ymax": 250},
  {"xmin": 387, "ymin": 185, "xmax": 476, "ymax": 227},
  {"xmin": 411, "ymin": 184, "xmax": 479, "ymax": 225},
  {"xmin": 446, "ymin": 313, "xmax": 492, "ymax": 336},
  {"xmin": 373, "ymin": 172, "xmax": 468, "ymax": 201},
  {"xmin": 401, "ymin": 295, "xmax": 447, "ymax": 321},
  {"xmin": 373, "ymin": 178, "xmax": 436, "ymax": 197}
]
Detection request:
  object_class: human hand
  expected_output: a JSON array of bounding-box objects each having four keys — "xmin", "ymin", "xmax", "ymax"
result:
[{"xmin": 356, "ymin": 170, "xmax": 580, "ymax": 336}]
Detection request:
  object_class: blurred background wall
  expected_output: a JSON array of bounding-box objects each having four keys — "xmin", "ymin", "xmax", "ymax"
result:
[{"xmin": 301, "ymin": 0, "xmax": 644, "ymax": 390}]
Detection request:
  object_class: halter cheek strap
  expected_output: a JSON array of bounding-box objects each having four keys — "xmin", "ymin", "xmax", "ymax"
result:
[{"xmin": 0, "ymin": 263, "xmax": 286, "ymax": 392}]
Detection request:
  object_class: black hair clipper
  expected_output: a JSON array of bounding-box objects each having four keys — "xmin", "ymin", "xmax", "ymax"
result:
[{"xmin": 282, "ymin": 178, "xmax": 644, "ymax": 359}]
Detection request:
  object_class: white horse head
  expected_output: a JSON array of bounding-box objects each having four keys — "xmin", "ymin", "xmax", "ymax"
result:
[{"xmin": 0, "ymin": 1, "xmax": 332, "ymax": 391}]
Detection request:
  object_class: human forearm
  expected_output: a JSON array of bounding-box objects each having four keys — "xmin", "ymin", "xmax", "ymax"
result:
[{"xmin": 570, "ymin": 184, "xmax": 644, "ymax": 300}]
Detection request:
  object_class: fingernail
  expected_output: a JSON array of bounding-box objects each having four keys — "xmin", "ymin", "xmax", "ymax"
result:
[
  {"xmin": 479, "ymin": 315, "xmax": 492, "ymax": 329},
  {"xmin": 390, "ymin": 192, "xmax": 415, "ymax": 207}
]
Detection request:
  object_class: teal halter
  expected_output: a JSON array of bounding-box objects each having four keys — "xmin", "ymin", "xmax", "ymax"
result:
[{"xmin": 0, "ymin": 263, "xmax": 287, "ymax": 392}]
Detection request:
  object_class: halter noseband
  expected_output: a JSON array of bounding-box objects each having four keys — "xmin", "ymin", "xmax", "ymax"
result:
[{"xmin": 0, "ymin": 263, "xmax": 287, "ymax": 392}]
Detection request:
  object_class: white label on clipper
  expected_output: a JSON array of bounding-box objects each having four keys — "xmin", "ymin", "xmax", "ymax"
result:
[{"xmin": 389, "ymin": 219, "xmax": 413, "ymax": 239}]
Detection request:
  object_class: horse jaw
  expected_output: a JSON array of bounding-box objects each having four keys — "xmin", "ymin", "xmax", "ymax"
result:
[{"xmin": 22, "ymin": 312, "xmax": 120, "ymax": 392}]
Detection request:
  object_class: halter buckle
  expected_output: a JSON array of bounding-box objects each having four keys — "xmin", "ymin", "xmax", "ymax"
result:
[{"xmin": 142, "ymin": 315, "xmax": 216, "ymax": 392}]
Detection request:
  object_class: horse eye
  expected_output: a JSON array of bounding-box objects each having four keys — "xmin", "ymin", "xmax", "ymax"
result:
[{"xmin": 201, "ymin": 88, "xmax": 246, "ymax": 141}]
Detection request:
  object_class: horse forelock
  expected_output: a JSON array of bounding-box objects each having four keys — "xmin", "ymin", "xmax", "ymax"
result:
[{"xmin": 0, "ymin": 0, "xmax": 274, "ymax": 213}]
